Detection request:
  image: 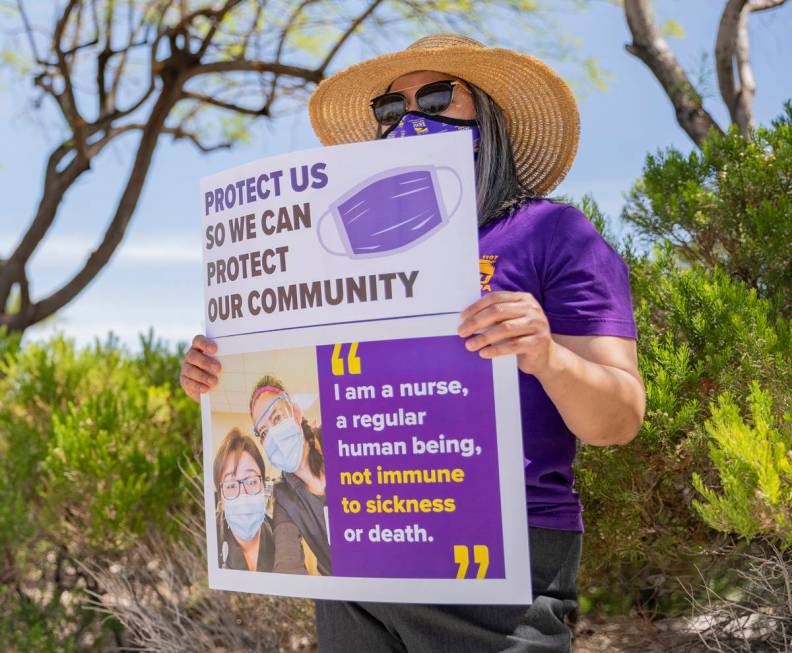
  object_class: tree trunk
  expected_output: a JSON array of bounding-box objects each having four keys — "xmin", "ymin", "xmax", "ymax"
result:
[{"xmin": 623, "ymin": 0, "xmax": 724, "ymax": 147}]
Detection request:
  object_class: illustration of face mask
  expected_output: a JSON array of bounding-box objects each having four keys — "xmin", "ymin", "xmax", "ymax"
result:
[
  {"xmin": 383, "ymin": 112, "xmax": 481, "ymax": 161},
  {"xmin": 263, "ymin": 417, "xmax": 305, "ymax": 473},
  {"xmin": 224, "ymin": 492, "xmax": 267, "ymax": 542},
  {"xmin": 317, "ymin": 165, "xmax": 463, "ymax": 258}
]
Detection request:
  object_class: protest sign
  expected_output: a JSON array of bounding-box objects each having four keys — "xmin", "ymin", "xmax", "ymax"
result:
[{"xmin": 200, "ymin": 130, "xmax": 531, "ymax": 604}]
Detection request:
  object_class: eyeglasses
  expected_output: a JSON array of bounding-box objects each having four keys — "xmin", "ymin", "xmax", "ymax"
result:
[
  {"xmin": 252, "ymin": 391, "xmax": 293, "ymax": 443},
  {"xmin": 221, "ymin": 474, "xmax": 263, "ymax": 500},
  {"xmin": 370, "ymin": 80, "xmax": 469, "ymax": 127}
]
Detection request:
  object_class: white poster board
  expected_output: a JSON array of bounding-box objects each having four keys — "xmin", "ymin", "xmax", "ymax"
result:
[{"xmin": 200, "ymin": 130, "xmax": 531, "ymax": 604}]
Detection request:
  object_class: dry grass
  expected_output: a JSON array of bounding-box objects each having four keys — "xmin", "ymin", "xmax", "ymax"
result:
[
  {"xmin": 81, "ymin": 473, "xmax": 316, "ymax": 652},
  {"xmin": 78, "ymin": 475, "xmax": 791, "ymax": 652},
  {"xmin": 680, "ymin": 543, "xmax": 792, "ymax": 653}
]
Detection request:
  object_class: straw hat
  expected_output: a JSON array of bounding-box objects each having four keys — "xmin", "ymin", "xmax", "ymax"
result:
[{"xmin": 308, "ymin": 33, "xmax": 580, "ymax": 196}]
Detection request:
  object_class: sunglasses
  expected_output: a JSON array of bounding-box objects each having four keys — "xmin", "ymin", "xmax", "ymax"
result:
[{"xmin": 370, "ymin": 80, "xmax": 469, "ymax": 127}]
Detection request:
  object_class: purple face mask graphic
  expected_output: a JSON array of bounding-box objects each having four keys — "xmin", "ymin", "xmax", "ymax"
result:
[{"xmin": 318, "ymin": 165, "xmax": 463, "ymax": 258}]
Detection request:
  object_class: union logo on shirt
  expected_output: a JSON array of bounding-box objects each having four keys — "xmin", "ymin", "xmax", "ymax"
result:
[{"xmin": 479, "ymin": 255, "xmax": 498, "ymax": 293}]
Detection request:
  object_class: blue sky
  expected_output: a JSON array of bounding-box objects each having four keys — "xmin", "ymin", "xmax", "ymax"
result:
[{"xmin": 1, "ymin": 1, "xmax": 790, "ymax": 347}]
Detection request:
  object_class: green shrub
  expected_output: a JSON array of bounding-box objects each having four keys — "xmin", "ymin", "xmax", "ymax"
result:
[
  {"xmin": 0, "ymin": 332, "xmax": 198, "ymax": 649},
  {"xmin": 576, "ymin": 207, "xmax": 792, "ymax": 613},
  {"xmin": 693, "ymin": 383, "xmax": 792, "ymax": 548},
  {"xmin": 574, "ymin": 103, "xmax": 791, "ymax": 616},
  {"xmin": 0, "ymin": 588, "xmax": 81, "ymax": 653},
  {"xmin": 576, "ymin": 250, "xmax": 790, "ymax": 614},
  {"xmin": 622, "ymin": 102, "xmax": 792, "ymax": 315},
  {"xmin": 686, "ymin": 384, "xmax": 792, "ymax": 653},
  {"xmin": 41, "ymin": 382, "xmax": 187, "ymax": 551},
  {"xmin": 0, "ymin": 331, "xmax": 315, "ymax": 651}
]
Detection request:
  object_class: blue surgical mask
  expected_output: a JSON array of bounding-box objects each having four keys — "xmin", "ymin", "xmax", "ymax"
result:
[
  {"xmin": 264, "ymin": 417, "xmax": 305, "ymax": 473},
  {"xmin": 224, "ymin": 492, "xmax": 267, "ymax": 542},
  {"xmin": 382, "ymin": 111, "xmax": 481, "ymax": 160}
]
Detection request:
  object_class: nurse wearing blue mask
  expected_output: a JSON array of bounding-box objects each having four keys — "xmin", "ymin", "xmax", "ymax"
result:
[
  {"xmin": 212, "ymin": 428, "xmax": 276, "ymax": 572},
  {"xmin": 249, "ymin": 376, "xmax": 331, "ymax": 576}
]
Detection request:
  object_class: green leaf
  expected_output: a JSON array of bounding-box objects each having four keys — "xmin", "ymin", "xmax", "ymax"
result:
[{"xmin": 662, "ymin": 19, "xmax": 686, "ymax": 40}]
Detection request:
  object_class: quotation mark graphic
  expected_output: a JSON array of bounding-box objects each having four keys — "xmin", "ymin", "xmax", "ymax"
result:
[
  {"xmin": 331, "ymin": 342, "xmax": 361, "ymax": 376},
  {"xmin": 454, "ymin": 545, "xmax": 490, "ymax": 579}
]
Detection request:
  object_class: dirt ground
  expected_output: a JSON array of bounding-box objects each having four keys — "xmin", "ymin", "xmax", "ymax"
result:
[{"xmin": 572, "ymin": 615, "xmax": 711, "ymax": 653}]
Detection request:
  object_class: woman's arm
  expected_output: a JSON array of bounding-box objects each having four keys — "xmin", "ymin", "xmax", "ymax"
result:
[
  {"xmin": 537, "ymin": 333, "xmax": 644, "ymax": 445},
  {"xmin": 459, "ymin": 291, "xmax": 645, "ymax": 446}
]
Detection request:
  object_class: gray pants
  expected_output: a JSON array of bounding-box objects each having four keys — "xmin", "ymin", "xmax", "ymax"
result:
[{"xmin": 315, "ymin": 527, "xmax": 582, "ymax": 653}]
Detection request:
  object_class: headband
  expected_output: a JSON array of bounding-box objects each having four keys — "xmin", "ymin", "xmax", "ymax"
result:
[{"xmin": 249, "ymin": 385, "xmax": 287, "ymax": 415}]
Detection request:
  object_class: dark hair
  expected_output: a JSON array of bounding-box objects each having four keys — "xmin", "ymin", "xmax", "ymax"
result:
[
  {"xmin": 376, "ymin": 77, "xmax": 536, "ymax": 227},
  {"xmin": 468, "ymin": 82, "xmax": 537, "ymax": 226},
  {"xmin": 213, "ymin": 428, "xmax": 270, "ymax": 564},
  {"xmin": 249, "ymin": 375, "xmax": 324, "ymax": 479}
]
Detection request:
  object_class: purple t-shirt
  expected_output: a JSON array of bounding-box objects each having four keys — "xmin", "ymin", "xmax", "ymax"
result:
[{"xmin": 478, "ymin": 199, "xmax": 637, "ymax": 532}]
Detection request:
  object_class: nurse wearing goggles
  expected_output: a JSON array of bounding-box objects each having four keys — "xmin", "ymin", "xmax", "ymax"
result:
[
  {"xmin": 249, "ymin": 377, "xmax": 331, "ymax": 576},
  {"xmin": 252, "ymin": 390, "xmax": 309, "ymax": 475}
]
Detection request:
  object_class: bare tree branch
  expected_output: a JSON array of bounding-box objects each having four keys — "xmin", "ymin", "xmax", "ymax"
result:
[
  {"xmin": 4, "ymin": 0, "xmax": 589, "ymax": 332},
  {"xmin": 105, "ymin": 35, "xmax": 151, "ymax": 117},
  {"xmin": 0, "ymin": 143, "xmax": 90, "ymax": 308},
  {"xmin": 8, "ymin": 83, "xmax": 185, "ymax": 330},
  {"xmin": 748, "ymin": 0, "xmax": 787, "ymax": 9},
  {"xmin": 623, "ymin": 0, "xmax": 724, "ymax": 147},
  {"xmin": 15, "ymin": 0, "xmax": 43, "ymax": 64},
  {"xmin": 716, "ymin": 0, "xmax": 788, "ymax": 136},
  {"xmin": 52, "ymin": 0, "xmax": 89, "ymax": 158},
  {"xmin": 162, "ymin": 125, "xmax": 234, "ymax": 152},
  {"xmin": 184, "ymin": 59, "xmax": 322, "ymax": 83},
  {"xmin": 717, "ymin": 0, "xmax": 754, "ymax": 135},
  {"xmin": 17, "ymin": 267, "xmax": 30, "ymax": 315},
  {"xmin": 96, "ymin": 0, "xmax": 116, "ymax": 116},
  {"xmin": 61, "ymin": 36, "xmax": 100, "ymax": 57},
  {"xmin": 181, "ymin": 91, "xmax": 269, "ymax": 116},
  {"xmin": 238, "ymin": 1, "xmax": 263, "ymax": 58},
  {"xmin": 264, "ymin": 0, "xmax": 320, "ymax": 113},
  {"xmin": 192, "ymin": 0, "xmax": 245, "ymax": 60},
  {"xmin": 317, "ymin": 0, "xmax": 387, "ymax": 75}
]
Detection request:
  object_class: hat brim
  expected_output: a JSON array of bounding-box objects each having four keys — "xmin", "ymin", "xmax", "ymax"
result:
[{"xmin": 308, "ymin": 45, "xmax": 579, "ymax": 196}]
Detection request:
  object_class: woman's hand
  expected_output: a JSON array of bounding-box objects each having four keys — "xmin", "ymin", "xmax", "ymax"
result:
[
  {"xmin": 458, "ymin": 291, "xmax": 555, "ymax": 376},
  {"xmin": 179, "ymin": 335, "xmax": 221, "ymax": 402}
]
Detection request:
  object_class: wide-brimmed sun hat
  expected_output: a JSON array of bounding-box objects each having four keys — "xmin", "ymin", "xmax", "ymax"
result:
[{"xmin": 308, "ymin": 33, "xmax": 580, "ymax": 196}]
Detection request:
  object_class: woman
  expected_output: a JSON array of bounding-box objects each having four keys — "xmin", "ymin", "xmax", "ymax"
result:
[
  {"xmin": 181, "ymin": 33, "xmax": 645, "ymax": 652},
  {"xmin": 213, "ymin": 428, "xmax": 275, "ymax": 572},
  {"xmin": 249, "ymin": 375, "xmax": 331, "ymax": 576}
]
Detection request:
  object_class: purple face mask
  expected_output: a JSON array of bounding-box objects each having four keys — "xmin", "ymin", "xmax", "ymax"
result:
[
  {"xmin": 318, "ymin": 165, "xmax": 463, "ymax": 258},
  {"xmin": 382, "ymin": 112, "xmax": 481, "ymax": 160}
]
